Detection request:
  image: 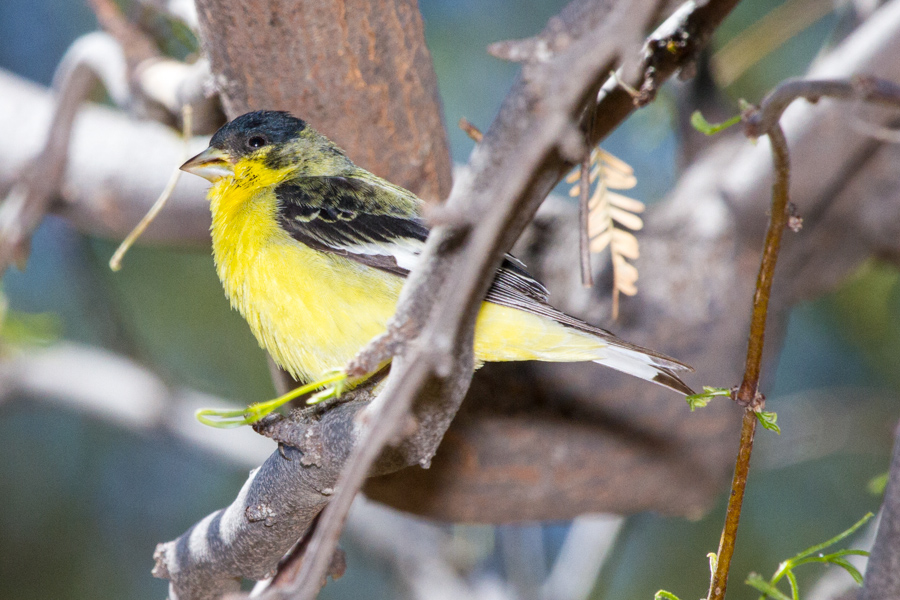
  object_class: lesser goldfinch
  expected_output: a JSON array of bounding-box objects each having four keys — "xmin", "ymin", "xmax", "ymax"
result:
[{"xmin": 181, "ymin": 110, "xmax": 693, "ymax": 396}]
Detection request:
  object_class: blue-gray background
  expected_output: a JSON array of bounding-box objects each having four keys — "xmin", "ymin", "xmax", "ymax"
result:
[{"xmin": 1, "ymin": 1, "xmax": 896, "ymax": 598}]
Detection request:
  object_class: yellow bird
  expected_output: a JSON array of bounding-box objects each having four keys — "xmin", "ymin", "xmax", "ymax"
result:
[{"xmin": 181, "ymin": 110, "xmax": 693, "ymax": 402}]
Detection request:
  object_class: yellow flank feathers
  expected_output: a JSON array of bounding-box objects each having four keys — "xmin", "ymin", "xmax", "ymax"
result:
[{"xmin": 181, "ymin": 110, "xmax": 694, "ymax": 397}]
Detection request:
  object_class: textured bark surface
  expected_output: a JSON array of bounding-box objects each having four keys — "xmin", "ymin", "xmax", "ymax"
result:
[{"xmin": 193, "ymin": 0, "xmax": 452, "ymax": 202}]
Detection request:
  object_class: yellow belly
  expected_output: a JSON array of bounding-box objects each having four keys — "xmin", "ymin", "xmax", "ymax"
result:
[{"xmin": 209, "ymin": 183, "xmax": 604, "ymax": 382}]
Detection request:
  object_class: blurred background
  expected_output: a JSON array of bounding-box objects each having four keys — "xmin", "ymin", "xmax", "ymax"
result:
[{"xmin": 1, "ymin": 0, "xmax": 897, "ymax": 598}]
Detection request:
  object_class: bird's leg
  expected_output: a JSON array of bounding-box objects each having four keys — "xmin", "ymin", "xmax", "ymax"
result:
[
  {"xmin": 306, "ymin": 368, "xmax": 352, "ymax": 405},
  {"xmin": 195, "ymin": 370, "xmax": 349, "ymax": 427},
  {"xmin": 306, "ymin": 359, "xmax": 391, "ymax": 408}
]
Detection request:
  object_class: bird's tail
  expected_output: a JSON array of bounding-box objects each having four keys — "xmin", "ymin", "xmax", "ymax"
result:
[{"xmin": 594, "ymin": 343, "xmax": 695, "ymax": 395}]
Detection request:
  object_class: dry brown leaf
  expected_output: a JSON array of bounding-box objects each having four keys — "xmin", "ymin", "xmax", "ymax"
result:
[
  {"xmin": 609, "ymin": 205, "xmax": 644, "ymax": 231},
  {"xmin": 571, "ymin": 148, "xmax": 646, "ymax": 319},
  {"xmin": 611, "ymin": 229, "xmax": 639, "ymax": 260}
]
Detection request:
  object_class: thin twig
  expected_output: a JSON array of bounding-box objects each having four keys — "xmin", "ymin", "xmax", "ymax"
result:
[
  {"xmin": 708, "ymin": 410, "xmax": 758, "ymax": 600},
  {"xmin": 736, "ymin": 124, "xmax": 791, "ymax": 405},
  {"xmin": 592, "ymin": 0, "xmax": 743, "ymax": 141},
  {"xmin": 708, "ymin": 73, "xmax": 900, "ymax": 596},
  {"xmin": 109, "ymin": 104, "xmax": 192, "ymax": 271},
  {"xmin": 708, "ymin": 123, "xmax": 790, "ymax": 600},
  {"xmin": 744, "ymin": 76, "xmax": 900, "ymax": 139}
]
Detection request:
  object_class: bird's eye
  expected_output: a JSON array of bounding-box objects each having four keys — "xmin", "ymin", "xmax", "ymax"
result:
[{"xmin": 247, "ymin": 136, "xmax": 267, "ymax": 149}]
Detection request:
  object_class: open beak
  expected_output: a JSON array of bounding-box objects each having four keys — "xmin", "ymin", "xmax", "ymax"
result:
[{"xmin": 180, "ymin": 147, "xmax": 234, "ymax": 182}]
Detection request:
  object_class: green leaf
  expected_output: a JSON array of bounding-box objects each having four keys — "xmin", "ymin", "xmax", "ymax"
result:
[
  {"xmin": 686, "ymin": 395, "xmax": 711, "ymax": 411},
  {"xmin": 827, "ymin": 557, "xmax": 864, "ymax": 584},
  {"xmin": 685, "ymin": 386, "xmax": 730, "ymax": 411},
  {"xmin": 690, "ymin": 110, "xmax": 742, "ymax": 135},
  {"xmin": 746, "ymin": 573, "xmax": 792, "ymax": 600},
  {"xmin": 653, "ymin": 591, "xmax": 681, "ymax": 600},
  {"xmin": 826, "ymin": 549, "xmax": 871, "ymax": 558},
  {"xmin": 785, "ymin": 570, "xmax": 799, "ymax": 600},
  {"xmin": 790, "ymin": 513, "xmax": 873, "ymax": 561},
  {"xmin": 755, "ymin": 410, "xmax": 781, "ymax": 434},
  {"xmin": 868, "ymin": 472, "xmax": 889, "ymax": 495}
]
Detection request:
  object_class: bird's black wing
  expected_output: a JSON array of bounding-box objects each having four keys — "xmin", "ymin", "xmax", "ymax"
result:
[{"xmin": 275, "ymin": 176, "xmax": 550, "ymax": 302}]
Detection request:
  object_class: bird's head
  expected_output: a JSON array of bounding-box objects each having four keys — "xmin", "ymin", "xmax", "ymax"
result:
[{"xmin": 181, "ymin": 110, "xmax": 351, "ymax": 185}]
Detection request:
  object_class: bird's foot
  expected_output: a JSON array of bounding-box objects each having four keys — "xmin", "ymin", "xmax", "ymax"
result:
[{"xmin": 195, "ymin": 370, "xmax": 349, "ymax": 428}]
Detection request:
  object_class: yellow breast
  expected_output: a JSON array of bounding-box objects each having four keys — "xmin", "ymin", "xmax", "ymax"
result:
[{"xmin": 208, "ymin": 178, "xmax": 405, "ymax": 382}]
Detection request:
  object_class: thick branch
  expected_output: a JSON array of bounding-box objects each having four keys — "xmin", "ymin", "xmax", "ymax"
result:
[
  {"xmin": 365, "ymin": 0, "xmax": 900, "ymax": 526},
  {"xmin": 0, "ymin": 34, "xmax": 115, "ymax": 275},
  {"xmin": 591, "ymin": 0, "xmax": 743, "ymax": 141},
  {"xmin": 4, "ymin": 0, "xmax": 894, "ymax": 596}
]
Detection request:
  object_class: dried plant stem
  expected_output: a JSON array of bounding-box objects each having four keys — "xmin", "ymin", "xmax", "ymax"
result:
[
  {"xmin": 579, "ymin": 150, "xmax": 593, "ymax": 288},
  {"xmin": 708, "ymin": 124, "xmax": 790, "ymax": 600},
  {"xmin": 108, "ymin": 105, "xmax": 192, "ymax": 271}
]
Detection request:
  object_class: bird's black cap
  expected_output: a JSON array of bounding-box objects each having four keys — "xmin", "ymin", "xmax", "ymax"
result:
[{"xmin": 209, "ymin": 110, "xmax": 308, "ymax": 155}]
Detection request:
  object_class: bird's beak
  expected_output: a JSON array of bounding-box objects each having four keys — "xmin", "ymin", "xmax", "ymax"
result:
[{"xmin": 180, "ymin": 147, "xmax": 234, "ymax": 182}]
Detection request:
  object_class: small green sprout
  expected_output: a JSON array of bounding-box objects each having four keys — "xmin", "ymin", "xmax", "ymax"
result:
[
  {"xmin": 0, "ymin": 290, "xmax": 60, "ymax": 351},
  {"xmin": 690, "ymin": 111, "xmax": 742, "ymax": 136},
  {"xmin": 754, "ymin": 410, "xmax": 781, "ymax": 434},
  {"xmin": 745, "ymin": 512, "xmax": 874, "ymax": 600},
  {"xmin": 685, "ymin": 386, "xmax": 731, "ymax": 411}
]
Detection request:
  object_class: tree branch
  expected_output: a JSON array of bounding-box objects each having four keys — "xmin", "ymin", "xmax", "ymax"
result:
[
  {"xmin": 0, "ymin": 68, "xmax": 213, "ymax": 247},
  {"xmin": 591, "ymin": 0, "xmax": 744, "ymax": 141},
  {"xmin": 861, "ymin": 431, "xmax": 900, "ymax": 599},
  {"xmin": 0, "ymin": 33, "xmax": 121, "ymax": 275}
]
